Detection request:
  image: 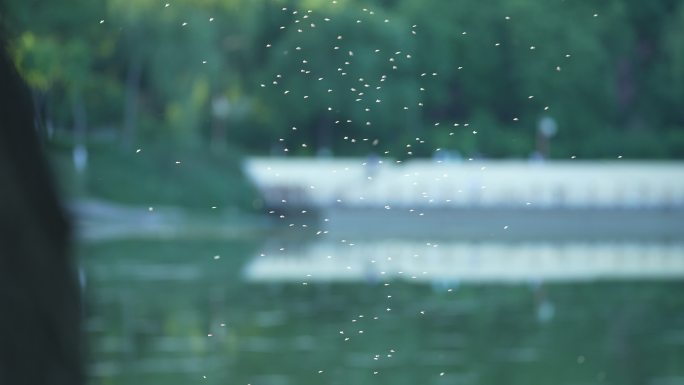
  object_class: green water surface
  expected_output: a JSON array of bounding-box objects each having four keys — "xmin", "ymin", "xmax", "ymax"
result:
[{"xmin": 81, "ymin": 238, "xmax": 684, "ymax": 385}]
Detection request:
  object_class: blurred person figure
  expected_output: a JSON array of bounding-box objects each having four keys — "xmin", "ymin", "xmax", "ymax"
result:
[{"xmin": 0, "ymin": 39, "xmax": 84, "ymax": 385}]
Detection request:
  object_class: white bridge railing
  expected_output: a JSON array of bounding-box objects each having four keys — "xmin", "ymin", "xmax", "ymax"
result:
[{"xmin": 243, "ymin": 158, "xmax": 684, "ymax": 209}]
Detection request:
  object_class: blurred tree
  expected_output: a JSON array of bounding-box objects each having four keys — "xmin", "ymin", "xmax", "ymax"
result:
[{"xmin": 1, "ymin": 0, "xmax": 682, "ymax": 159}]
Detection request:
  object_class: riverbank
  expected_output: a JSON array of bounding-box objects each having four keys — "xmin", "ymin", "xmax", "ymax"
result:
[
  {"xmin": 70, "ymin": 199, "xmax": 271, "ymax": 242},
  {"xmin": 318, "ymin": 206, "xmax": 684, "ymax": 240},
  {"xmin": 47, "ymin": 138, "xmax": 258, "ymax": 211}
]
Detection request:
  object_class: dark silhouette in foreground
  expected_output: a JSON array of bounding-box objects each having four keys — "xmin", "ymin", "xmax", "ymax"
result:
[{"xmin": 0, "ymin": 39, "xmax": 83, "ymax": 384}]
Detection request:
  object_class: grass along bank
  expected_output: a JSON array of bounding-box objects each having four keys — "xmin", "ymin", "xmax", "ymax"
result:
[{"xmin": 47, "ymin": 137, "xmax": 260, "ymax": 212}]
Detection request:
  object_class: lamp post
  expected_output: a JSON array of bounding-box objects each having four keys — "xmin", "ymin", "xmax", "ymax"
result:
[{"xmin": 537, "ymin": 116, "xmax": 558, "ymax": 160}]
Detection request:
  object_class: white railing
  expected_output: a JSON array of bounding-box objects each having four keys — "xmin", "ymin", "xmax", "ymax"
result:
[{"xmin": 243, "ymin": 158, "xmax": 684, "ymax": 209}]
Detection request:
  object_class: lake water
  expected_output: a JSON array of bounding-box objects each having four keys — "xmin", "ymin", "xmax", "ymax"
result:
[{"xmin": 81, "ymin": 232, "xmax": 684, "ymax": 385}]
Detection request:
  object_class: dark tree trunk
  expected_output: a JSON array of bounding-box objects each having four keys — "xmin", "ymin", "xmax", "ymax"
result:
[
  {"xmin": 211, "ymin": 119, "xmax": 228, "ymax": 154},
  {"xmin": 122, "ymin": 55, "xmax": 142, "ymax": 149},
  {"xmin": 72, "ymin": 91, "xmax": 87, "ymax": 145},
  {"xmin": 315, "ymin": 115, "xmax": 332, "ymax": 156},
  {"xmin": 32, "ymin": 89, "xmax": 45, "ymax": 140},
  {"xmin": 31, "ymin": 90, "xmax": 55, "ymax": 141}
]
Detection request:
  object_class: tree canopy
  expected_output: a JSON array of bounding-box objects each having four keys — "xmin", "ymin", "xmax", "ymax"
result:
[{"xmin": 2, "ymin": 0, "xmax": 683, "ymax": 159}]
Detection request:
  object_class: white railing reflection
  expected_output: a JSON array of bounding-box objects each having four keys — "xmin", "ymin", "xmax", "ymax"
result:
[{"xmin": 244, "ymin": 241, "xmax": 684, "ymax": 283}]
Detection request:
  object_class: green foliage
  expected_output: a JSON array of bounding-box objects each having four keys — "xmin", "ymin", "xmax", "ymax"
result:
[{"xmin": 3, "ymin": 0, "xmax": 683, "ymax": 164}]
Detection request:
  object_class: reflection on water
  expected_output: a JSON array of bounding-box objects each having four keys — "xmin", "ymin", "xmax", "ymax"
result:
[
  {"xmin": 82, "ymin": 237, "xmax": 684, "ymax": 385},
  {"xmin": 245, "ymin": 240, "xmax": 684, "ymax": 283}
]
